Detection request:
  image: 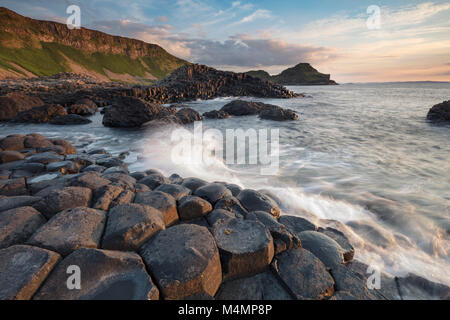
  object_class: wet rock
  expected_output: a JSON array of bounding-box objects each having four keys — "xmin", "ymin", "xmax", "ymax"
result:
[
  {"xmin": 203, "ymin": 110, "xmax": 231, "ymax": 119},
  {"xmin": 139, "ymin": 174, "xmax": 169, "ymax": 190},
  {"xmin": 194, "ymin": 183, "xmax": 232, "ymax": 205},
  {"xmin": 46, "ymin": 161, "xmax": 79, "ymax": 174},
  {"xmin": 297, "ymin": 231, "xmax": 345, "ymax": 269},
  {"xmin": 216, "ymin": 270, "xmax": 292, "ymax": 300},
  {"xmin": 246, "ymin": 211, "xmax": 301, "ymax": 255},
  {"xmin": 169, "ymin": 173, "xmax": 183, "ymax": 184},
  {"xmin": 110, "ymin": 189, "xmax": 135, "ymax": 207},
  {"xmin": 258, "ymin": 105, "xmax": 298, "ymax": 121},
  {"xmin": 181, "ymin": 177, "xmax": 208, "ymax": 192},
  {"xmin": 215, "ymin": 196, "xmax": 248, "ymax": 217},
  {"xmin": 24, "ymin": 136, "xmax": 53, "ymax": 149},
  {"xmin": 220, "ymin": 100, "xmax": 263, "ymax": 116},
  {"xmin": 272, "ymin": 248, "xmax": 335, "ymax": 300},
  {"xmin": 0, "ymin": 92, "xmax": 44, "ymax": 121},
  {"xmin": 28, "ymin": 207, "xmax": 106, "ymax": 256},
  {"xmin": 134, "ymin": 191, "xmax": 179, "ymax": 226},
  {"xmin": 50, "ymin": 139, "xmax": 76, "ymax": 155},
  {"xmin": 25, "ymin": 151, "xmax": 64, "ymax": 164},
  {"xmin": 103, "ymin": 166, "xmax": 128, "ymax": 175},
  {"xmin": 93, "ymin": 184, "xmax": 124, "ymax": 211},
  {"xmin": 12, "ymin": 104, "xmax": 67, "ymax": 123},
  {"xmin": 155, "ymin": 183, "xmax": 191, "ymax": 201},
  {"xmin": 50, "ymin": 114, "xmax": 92, "ymax": 125},
  {"xmin": 68, "ymin": 104, "xmax": 96, "ymax": 116},
  {"xmin": 82, "ymin": 164, "xmax": 106, "ymax": 173},
  {"xmin": 33, "ymin": 186, "xmax": 92, "ymax": 219},
  {"xmin": 0, "ymin": 135, "xmax": 25, "ymax": 151},
  {"xmin": 279, "ymin": 215, "xmax": 317, "ymax": 235},
  {"xmin": 95, "ymin": 157, "xmax": 126, "ymax": 168},
  {"xmin": 397, "ymin": 274, "xmax": 450, "ymax": 300},
  {"xmin": 34, "ymin": 248, "xmax": 159, "ymax": 300},
  {"xmin": 140, "ymin": 224, "xmax": 222, "ymax": 300},
  {"xmin": 427, "ymin": 100, "xmax": 450, "ymax": 122},
  {"xmin": 212, "ymin": 218, "xmax": 274, "ymax": 280},
  {"xmin": 224, "ymin": 183, "xmax": 242, "ymax": 197},
  {"xmin": 16, "ymin": 162, "xmax": 45, "ymax": 175},
  {"xmin": 75, "ymin": 98, "xmax": 98, "ymax": 111},
  {"xmin": 69, "ymin": 172, "xmax": 111, "ymax": 190},
  {"xmin": 66, "ymin": 154, "xmax": 96, "ymax": 167},
  {"xmin": 178, "ymin": 195, "xmax": 213, "ymax": 221},
  {"xmin": 102, "ymin": 203, "xmax": 165, "ymax": 251},
  {"xmin": 237, "ymin": 189, "xmax": 280, "ymax": 218},
  {"xmin": 0, "ymin": 195, "xmax": 41, "ymax": 212},
  {"xmin": 135, "ymin": 183, "xmax": 150, "ymax": 193},
  {"xmin": 0, "ymin": 207, "xmax": 46, "ymax": 249},
  {"xmin": 0, "ymin": 245, "xmax": 60, "ymax": 300},
  {"xmin": 0, "ymin": 178, "xmax": 27, "ymax": 196},
  {"xmin": 206, "ymin": 209, "xmax": 238, "ymax": 227},
  {"xmin": 319, "ymin": 227, "xmax": 354, "ymax": 262},
  {"xmin": 103, "ymin": 96, "xmax": 163, "ymax": 128},
  {"xmin": 175, "ymin": 107, "xmax": 203, "ymax": 124},
  {"xmin": 0, "ymin": 151, "xmax": 25, "ymax": 163},
  {"xmin": 102, "ymin": 173, "xmax": 136, "ymax": 190},
  {"xmin": 130, "ymin": 171, "xmax": 147, "ymax": 181},
  {"xmin": 258, "ymin": 189, "xmax": 283, "ymax": 207},
  {"xmin": 28, "ymin": 174, "xmax": 72, "ymax": 195}
]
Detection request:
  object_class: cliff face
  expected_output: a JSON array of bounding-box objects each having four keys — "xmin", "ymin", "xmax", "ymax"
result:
[
  {"xmin": 247, "ymin": 63, "xmax": 337, "ymax": 85},
  {"xmin": 0, "ymin": 7, "xmax": 188, "ymax": 82}
]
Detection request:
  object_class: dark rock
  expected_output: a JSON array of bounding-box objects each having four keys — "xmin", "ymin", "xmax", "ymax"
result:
[
  {"xmin": 68, "ymin": 104, "xmax": 96, "ymax": 116},
  {"xmin": 169, "ymin": 173, "xmax": 183, "ymax": 184},
  {"xmin": 0, "ymin": 207, "xmax": 46, "ymax": 249},
  {"xmin": 66, "ymin": 154, "xmax": 96, "ymax": 167},
  {"xmin": 23, "ymin": 135, "xmax": 53, "ymax": 149},
  {"xmin": 15, "ymin": 162, "xmax": 45, "ymax": 175},
  {"xmin": 69, "ymin": 172, "xmax": 111, "ymax": 190},
  {"xmin": 140, "ymin": 224, "xmax": 222, "ymax": 300},
  {"xmin": 224, "ymin": 183, "xmax": 242, "ymax": 197},
  {"xmin": 221, "ymin": 100, "xmax": 263, "ymax": 116},
  {"xmin": 397, "ymin": 274, "xmax": 450, "ymax": 300},
  {"xmin": 12, "ymin": 104, "xmax": 67, "ymax": 123},
  {"xmin": 175, "ymin": 107, "xmax": 203, "ymax": 124},
  {"xmin": 181, "ymin": 177, "xmax": 208, "ymax": 192},
  {"xmin": 0, "ymin": 151, "xmax": 25, "ymax": 163},
  {"xmin": 298, "ymin": 231, "xmax": 345, "ymax": 269},
  {"xmin": 215, "ymin": 196, "xmax": 248, "ymax": 217},
  {"xmin": 272, "ymin": 248, "xmax": 335, "ymax": 300},
  {"xmin": 103, "ymin": 166, "xmax": 129, "ymax": 175},
  {"xmin": 139, "ymin": 174, "xmax": 170, "ymax": 190},
  {"xmin": 93, "ymin": 184, "xmax": 124, "ymax": 211},
  {"xmin": 237, "ymin": 189, "xmax": 280, "ymax": 218},
  {"xmin": 102, "ymin": 96, "xmax": 163, "ymax": 128},
  {"xmin": 0, "ymin": 196, "xmax": 41, "ymax": 212},
  {"xmin": 28, "ymin": 207, "xmax": 106, "ymax": 256},
  {"xmin": 194, "ymin": 183, "xmax": 232, "ymax": 205},
  {"xmin": 216, "ymin": 270, "xmax": 292, "ymax": 300},
  {"xmin": 102, "ymin": 173, "xmax": 136, "ymax": 190},
  {"xmin": 34, "ymin": 248, "xmax": 159, "ymax": 300},
  {"xmin": 319, "ymin": 227, "xmax": 354, "ymax": 262},
  {"xmin": 0, "ymin": 135, "xmax": 25, "ymax": 151},
  {"xmin": 82, "ymin": 164, "xmax": 106, "ymax": 173},
  {"xmin": 110, "ymin": 189, "xmax": 135, "ymax": 207},
  {"xmin": 206, "ymin": 209, "xmax": 238, "ymax": 227},
  {"xmin": 50, "ymin": 114, "xmax": 92, "ymax": 125},
  {"xmin": 155, "ymin": 183, "xmax": 191, "ymax": 201},
  {"xmin": 130, "ymin": 171, "xmax": 147, "ymax": 181},
  {"xmin": 33, "ymin": 186, "xmax": 92, "ymax": 219},
  {"xmin": 46, "ymin": 161, "xmax": 79, "ymax": 174},
  {"xmin": 212, "ymin": 218, "xmax": 274, "ymax": 280},
  {"xmin": 135, "ymin": 183, "xmax": 150, "ymax": 193},
  {"xmin": 0, "ymin": 245, "xmax": 60, "ymax": 300},
  {"xmin": 0, "ymin": 178, "xmax": 27, "ymax": 196},
  {"xmin": 427, "ymin": 100, "xmax": 450, "ymax": 122},
  {"xmin": 178, "ymin": 195, "xmax": 213, "ymax": 221},
  {"xmin": 102, "ymin": 203, "xmax": 165, "ymax": 251},
  {"xmin": 203, "ymin": 110, "xmax": 231, "ymax": 119},
  {"xmin": 75, "ymin": 98, "xmax": 98, "ymax": 111},
  {"xmin": 95, "ymin": 157, "xmax": 126, "ymax": 168},
  {"xmin": 134, "ymin": 191, "xmax": 179, "ymax": 226},
  {"xmin": 0, "ymin": 92, "xmax": 44, "ymax": 121},
  {"xmin": 279, "ymin": 215, "xmax": 317, "ymax": 235},
  {"xmin": 50, "ymin": 139, "xmax": 77, "ymax": 155},
  {"xmin": 25, "ymin": 151, "xmax": 64, "ymax": 164},
  {"xmin": 258, "ymin": 105, "xmax": 298, "ymax": 121}
]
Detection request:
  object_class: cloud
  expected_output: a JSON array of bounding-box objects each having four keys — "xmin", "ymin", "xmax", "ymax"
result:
[
  {"xmin": 156, "ymin": 16, "xmax": 168, "ymax": 23},
  {"xmin": 231, "ymin": 9, "xmax": 272, "ymax": 26}
]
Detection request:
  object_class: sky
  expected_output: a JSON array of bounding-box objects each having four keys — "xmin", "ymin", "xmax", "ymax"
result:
[{"xmin": 1, "ymin": 0, "xmax": 450, "ymax": 82}]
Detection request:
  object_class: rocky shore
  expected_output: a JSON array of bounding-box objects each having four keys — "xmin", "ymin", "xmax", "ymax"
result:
[
  {"xmin": 427, "ymin": 100, "xmax": 450, "ymax": 122},
  {"xmin": 0, "ymin": 133, "xmax": 449, "ymax": 300}
]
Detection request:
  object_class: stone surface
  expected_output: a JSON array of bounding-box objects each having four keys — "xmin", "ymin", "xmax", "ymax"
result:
[
  {"xmin": 140, "ymin": 224, "xmax": 222, "ymax": 300},
  {"xmin": 212, "ymin": 218, "xmax": 274, "ymax": 280},
  {"xmin": 216, "ymin": 270, "xmax": 292, "ymax": 300},
  {"xmin": 258, "ymin": 105, "xmax": 299, "ymax": 121},
  {"xmin": 139, "ymin": 173, "xmax": 169, "ymax": 190},
  {"xmin": 298, "ymin": 231, "xmax": 345, "ymax": 269},
  {"xmin": 203, "ymin": 110, "xmax": 231, "ymax": 119},
  {"xmin": 155, "ymin": 183, "xmax": 191, "ymax": 201},
  {"xmin": 0, "ymin": 151, "xmax": 25, "ymax": 163},
  {"xmin": 0, "ymin": 92, "xmax": 44, "ymax": 121},
  {"xmin": 0, "ymin": 195, "xmax": 41, "ymax": 212},
  {"xmin": 272, "ymin": 248, "xmax": 335, "ymax": 300},
  {"xmin": 0, "ymin": 206, "xmax": 46, "ymax": 249},
  {"xmin": 397, "ymin": 274, "xmax": 450, "ymax": 300},
  {"xmin": 34, "ymin": 248, "xmax": 159, "ymax": 300},
  {"xmin": 181, "ymin": 177, "xmax": 208, "ymax": 192},
  {"xmin": 0, "ymin": 245, "xmax": 60, "ymax": 300},
  {"xmin": 319, "ymin": 227, "xmax": 355, "ymax": 262},
  {"xmin": 50, "ymin": 114, "xmax": 92, "ymax": 125},
  {"xmin": 46, "ymin": 160, "xmax": 78, "ymax": 174},
  {"xmin": 0, "ymin": 177, "xmax": 27, "ymax": 196},
  {"xmin": 134, "ymin": 191, "xmax": 179, "ymax": 226},
  {"xmin": 215, "ymin": 196, "xmax": 248, "ymax": 217},
  {"xmin": 28, "ymin": 207, "xmax": 106, "ymax": 256},
  {"xmin": 26, "ymin": 151, "xmax": 63, "ymax": 164},
  {"xmin": 102, "ymin": 203, "xmax": 165, "ymax": 251},
  {"xmin": 279, "ymin": 215, "xmax": 317, "ymax": 235},
  {"xmin": 0, "ymin": 135, "xmax": 25, "ymax": 151},
  {"xmin": 427, "ymin": 100, "xmax": 450, "ymax": 122},
  {"xmin": 12, "ymin": 104, "xmax": 67, "ymax": 123},
  {"xmin": 178, "ymin": 195, "xmax": 213, "ymax": 221},
  {"xmin": 69, "ymin": 171, "xmax": 111, "ymax": 190},
  {"xmin": 33, "ymin": 186, "xmax": 92, "ymax": 219},
  {"xmin": 93, "ymin": 184, "xmax": 124, "ymax": 211},
  {"xmin": 206, "ymin": 209, "xmax": 238, "ymax": 227},
  {"xmin": 237, "ymin": 189, "xmax": 280, "ymax": 218}
]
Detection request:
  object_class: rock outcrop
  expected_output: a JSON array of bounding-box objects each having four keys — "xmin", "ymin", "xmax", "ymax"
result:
[{"xmin": 427, "ymin": 100, "xmax": 450, "ymax": 122}]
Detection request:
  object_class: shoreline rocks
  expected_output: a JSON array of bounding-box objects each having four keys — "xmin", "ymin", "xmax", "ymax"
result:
[{"xmin": 427, "ymin": 100, "xmax": 450, "ymax": 122}]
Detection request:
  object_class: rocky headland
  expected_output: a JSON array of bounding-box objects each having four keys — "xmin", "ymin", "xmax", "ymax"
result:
[{"xmin": 0, "ymin": 133, "xmax": 449, "ymax": 300}]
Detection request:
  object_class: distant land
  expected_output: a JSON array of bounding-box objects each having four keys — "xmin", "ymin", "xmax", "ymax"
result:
[
  {"xmin": 247, "ymin": 63, "xmax": 338, "ymax": 86},
  {"xmin": 0, "ymin": 7, "xmax": 189, "ymax": 83}
]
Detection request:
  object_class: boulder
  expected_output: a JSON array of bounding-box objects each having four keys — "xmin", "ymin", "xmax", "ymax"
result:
[
  {"xmin": 194, "ymin": 183, "xmax": 232, "ymax": 205},
  {"xmin": 206, "ymin": 209, "xmax": 238, "ymax": 227},
  {"xmin": 75, "ymin": 98, "xmax": 98, "ymax": 111},
  {"xmin": 175, "ymin": 107, "xmax": 203, "ymax": 124},
  {"xmin": 279, "ymin": 215, "xmax": 317, "ymax": 235},
  {"xmin": 297, "ymin": 231, "xmax": 345, "ymax": 269},
  {"xmin": 82, "ymin": 164, "xmax": 106, "ymax": 173},
  {"xmin": 33, "ymin": 186, "xmax": 92, "ymax": 219},
  {"xmin": 427, "ymin": 100, "xmax": 450, "ymax": 122},
  {"xmin": 140, "ymin": 224, "xmax": 222, "ymax": 300},
  {"xmin": 212, "ymin": 218, "xmax": 274, "ymax": 280},
  {"xmin": 220, "ymin": 100, "xmax": 263, "ymax": 116},
  {"xmin": 28, "ymin": 207, "xmax": 106, "ymax": 256},
  {"xmin": 203, "ymin": 110, "xmax": 231, "ymax": 119},
  {"xmin": 181, "ymin": 177, "xmax": 208, "ymax": 192},
  {"xmin": 23, "ymin": 135, "xmax": 53, "ymax": 149},
  {"xmin": 102, "ymin": 96, "xmax": 163, "ymax": 128},
  {"xmin": 169, "ymin": 173, "xmax": 183, "ymax": 184},
  {"xmin": 50, "ymin": 139, "xmax": 77, "ymax": 155},
  {"xmin": 0, "ymin": 207, "xmax": 46, "ymax": 249},
  {"xmin": 139, "ymin": 174, "xmax": 169, "ymax": 190},
  {"xmin": 216, "ymin": 270, "xmax": 292, "ymax": 300},
  {"xmin": 155, "ymin": 183, "xmax": 191, "ymax": 201},
  {"xmin": 92, "ymin": 184, "xmax": 124, "ymax": 211},
  {"xmin": 258, "ymin": 105, "xmax": 298, "ymax": 121},
  {"xmin": 25, "ymin": 151, "xmax": 64, "ymax": 164},
  {"xmin": 12, "ymin": 104, "xmax": 67, "ymax": 123},
  {"xmin": 224, "ymin": 183, "xmax": 242, "ymax": 197},
  {"xmin": 50, "ymin": 114, "xmax": 92, "ymax": 125},
  {"xmin": 0, "ymin": 178, "xmax": 27, "ymax": 196},
  {"xmin": 68, "ymin": 104, "xmax": 96, "ymax": 116},
  {"xmin": 69, "ymin": 172, "xmax": 111, "ymax": 190},
  {"xmin": 102, "ymin": 173, "xmax": 136, "ymax": 190},
  {"xmin": 130, "ymin": 171, "xmax": 147, "ymax": 181},
  {"xmin": 397, "ymin": 274, "xmax": 450, "ymax": 300},
  {"xmin": 103, "ymin": 166, "xmax": 128, "ymax": 175},
  {"xmin": 110, "ymin": 189, "xmax": 135, "ymax": 207},
  {"xmin": 319, "ymin": 227, "xmax": 354, "ymax": 262},
  {"xmin": 0, "ymin": 151, "xmax": 25, "ymax": 164},
  {"xmin": 34, "ymin": 248, "xmax": 159, "ymax": 300},
  {"xmin": 272, "ymin": 248, "xmax": 335, "ymax": 300},
  {"xmin": 0, "ymin": 92, "xmax": 44, "ymax": 121},
  {"xmin": 134, "ymin": 191, "xmax": 179, "ymax": 226},
  {"xmin": 0, "ymin": 135, "xmax": 25, "ymax": 151},
  {"xmin": 102, "ymin": 203, "xmax": 165, "ymax": 251},
  {"xmin": 237, "ymin": 189, "xmax": 280, "ymax": 218},
  {"xmin": 215, "ymin": 196, "xmax": 248, "ymax": 217},
  {"xmin": 0, "ymin": 195, "xmax": 41, "ymax": 212},
  {"xmin": 46, "ymin": 161, "xmax": 79, "ymax": 174},
  {"xmin": 178, "ymin": 195, "xmax": 213, "ymax": 221},
  {"xmin": 0, "ymin": 245, "xmax": 60, "ymax": 300}
]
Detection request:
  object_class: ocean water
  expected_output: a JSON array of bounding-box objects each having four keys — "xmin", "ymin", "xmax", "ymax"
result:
[{"xmin": 1, "ymin": 82, "xmax": 449, "ymax": 287}]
